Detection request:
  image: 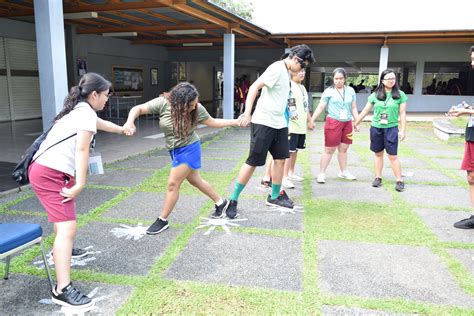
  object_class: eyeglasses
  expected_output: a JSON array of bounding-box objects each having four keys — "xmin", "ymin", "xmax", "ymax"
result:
[
  {"xmin": 295, "ymin": 56, "xmax": 307, "ymax": 69},
  {"xmin": 101, "ymin": 92, "xmax": 113, "ymax": 98},
  {"xmin": 383, "ymin": 78, "xmax": 396, "ymax": 81}
]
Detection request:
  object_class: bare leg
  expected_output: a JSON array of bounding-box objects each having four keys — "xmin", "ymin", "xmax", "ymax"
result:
[
  {"xmin": 320, "ymin": 146, "xmax": 337, "ymax": 173},
  {"xmin": 287, "ymin": 151, "xmax": 298, "ymax": 176},
  {"xmin": 271, "ymin": 159, "xmax": 285, "ymax": 184},
  {"xmin": 263, "ymin": 156, "xmax": 273, "ymax": 180},
  {"xmin": 186, "ymin": 169, "xmax": 220, "ymax": 203},
  {"xmin": 237, "ymin": 163, "xmax": 257, "ymax": 185},
  {"xmin": 160, "ymin": 164, "xmax": 192, "ymax": 219},
  {"xmin": 468, "ymin": 171, "xmax": 474, "ymax": 210},
  {"xmin": 337, "ymin": 143, "xmax": 350, "ymax": 172},
  {"xmin": 53, "ymin": 220, "xmax": 76, "ymax": 290},
  {"xmin": 387, "ymin": 154, "xmax": 402, "ymax": 181},
  {"xmin": 374, "ymin": 151, "xmax": 384, "ymax": 178}
]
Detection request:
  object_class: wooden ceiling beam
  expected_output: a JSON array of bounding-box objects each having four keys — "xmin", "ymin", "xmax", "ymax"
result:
[
  {"xmin": 131, "ymin": 37, "xmax": 256, "ymax": 45},
  {"xmin": 137, "ymin": 9, "xmax": 182, "ymax": 25},
  {"xmin": 77, "ymin": 23, "xmax": 222, "ymax": 34},
  {"xmin": 272, "ymin": 31, "xmax": 474, "ymax": 40},
  {"xmin": 168, "ymin": 45, "xmax": 278, "ymax": 51},
  {"xmin": 231, "ymin": 26, "xmax": 280, "ymax": 47}
]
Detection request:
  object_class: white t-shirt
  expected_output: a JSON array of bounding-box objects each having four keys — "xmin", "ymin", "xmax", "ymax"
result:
[
  {"xmin": 288, "ymin": 81, "xmax": 309, "ymax": 134},
  {"xmin": 251, "ymin": 60, "xmax": 291, "ymax": 129},
  {"xmin": 34, "ymin": 102, "xmax": 97, "ymax": 175}
]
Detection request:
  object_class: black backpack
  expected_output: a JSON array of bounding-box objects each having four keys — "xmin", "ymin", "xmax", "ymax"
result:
[{"xmin": 11, "ymin": 125, "xmax": 76, "ymax": 188}]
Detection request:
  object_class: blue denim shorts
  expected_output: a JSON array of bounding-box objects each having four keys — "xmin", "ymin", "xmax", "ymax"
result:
[
  {"xmin": 169, "ymin": 140, "xmax": 201, "ymax": 170},
  {"xmin": 370, "ymin": 126, "xmax": 399, "ymax": 155}
]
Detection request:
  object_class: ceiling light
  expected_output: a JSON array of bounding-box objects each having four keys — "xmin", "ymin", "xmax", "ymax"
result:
[
  {"xmin": 64, "ymin": 12, "xmax": 98, "ymax": 19},
  {"xmin": 167, "ymin": 29, "xmax": 206, "ymax": 35},
  {"xmin": 182, "ymin": 42, "xmax": 213, "ymax": 47},
  {"xmin": 102, "ymin": 32, "xmax": 138, "ymax": 37}
]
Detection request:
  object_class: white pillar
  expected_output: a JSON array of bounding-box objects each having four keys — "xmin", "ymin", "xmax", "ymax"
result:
[
  {"xmin": 378, "ymin": 46, "xmax": 389, "ymax": 79},
  {"xmin": 34, "ymin": 0, "xmax": 68, "ymax": 130},
  {"xmin": 223, "ymin": 33, "xmax": 235, "ymax": 120},
  {"xmin": 414, "ymin": 60, "xmax": 425, "ymax": 96}
]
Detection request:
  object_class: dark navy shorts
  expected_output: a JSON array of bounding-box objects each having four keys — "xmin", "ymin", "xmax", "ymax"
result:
[
  {"xmin": 288, "ymin": 133, "xmax": 306, "ymax": 152},
  {"xmin": 370, "ymin": 126, "xmax": 399, "ymax": 155},
  {"xmin": 169, "ymin": 140, "xmax": 201, "ymax": 170}
]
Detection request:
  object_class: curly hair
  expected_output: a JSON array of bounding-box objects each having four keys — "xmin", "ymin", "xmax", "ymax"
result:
[{"xmin": 168, "ymin": 82, "xmax": 199, "ymax": 139}]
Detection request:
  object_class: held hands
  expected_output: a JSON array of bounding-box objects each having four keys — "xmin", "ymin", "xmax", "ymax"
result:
[
  {"xmin": 123, "ymin": 121, "xmax": 136, "ymax": 136},
  {"xmin": 398, "ymin": 130, "xmax": 406, "ymax": 141},
  {"xmin": 308, "ymin": 121, "xmax": 315, "ymax": 130},
  {"xmin": 238, "ymin": 113, "xmax": 251, "ymax": 127},
  {"xmin": 354, "ymin": 124, "xmax": 360, "ymax": 132},
  {"xmin": 60, "ymin": 184, "xmax": 84, "ymax": 203}
]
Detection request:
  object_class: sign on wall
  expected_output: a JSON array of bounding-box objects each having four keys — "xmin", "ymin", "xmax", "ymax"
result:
[{"xmin": 112, "ymin": 66, "xmax": 144, "ymax": 93}]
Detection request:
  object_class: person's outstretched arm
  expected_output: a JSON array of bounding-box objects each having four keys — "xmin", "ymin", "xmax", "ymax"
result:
[
  {"xmin": 201, "ymin": 116, "xmax": 240, "ymax": 128},
  {"xmin": 96, "ymin": 117, "xmax": 125, "ymax": 134},
  {"xmin": 354, "ymin": 101, "xmax": 374, "ymax": 128},
  {"xmin": 240, "ymin": 78, "xmax": 265, "ymax": 126},
  {"xmin": 124, "ymin": 103, "xmax": 151, "ymax": 135},
  {"xmin": 310, "ymin": 101, "xmax": 327, "ymax": 123}
]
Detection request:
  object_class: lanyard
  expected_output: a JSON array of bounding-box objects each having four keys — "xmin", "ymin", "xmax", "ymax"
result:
[
  {"xmin": 383, "ymin": 96, "xmax": 392, "ymax": 108},
  {"xmin": 335, "ymin": 87, "xmax": 345, "ymax": 101}
]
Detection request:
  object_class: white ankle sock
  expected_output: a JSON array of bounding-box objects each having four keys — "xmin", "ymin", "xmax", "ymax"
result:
[{"xmin": 216, "ymin": 198, "xmax": 224, "ymax": 206}]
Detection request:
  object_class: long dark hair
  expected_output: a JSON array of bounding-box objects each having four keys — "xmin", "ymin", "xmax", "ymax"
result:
[
  {"xmin": 168, "ymin": 82, "xmax": 199, "ymax": 139},
  {"xmin": 55, "ymin": 72, "xmax": 112, "ymax": 121},
  {"xmin": 374, "ymin": 69, "xmax": 401, "ymax": 101}
]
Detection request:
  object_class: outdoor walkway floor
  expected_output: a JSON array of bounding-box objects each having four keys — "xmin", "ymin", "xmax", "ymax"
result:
[{"xmin": 0, "ymin": 122, "xmax": 473, "ymax": 315}]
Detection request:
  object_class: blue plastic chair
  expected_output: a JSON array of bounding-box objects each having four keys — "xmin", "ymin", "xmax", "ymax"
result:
[{"xmin": 0, "ymin": 223, "xmax": 53, "ymax": 290}]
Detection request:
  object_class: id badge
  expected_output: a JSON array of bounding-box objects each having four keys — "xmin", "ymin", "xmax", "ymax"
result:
[
  {"xmin": 288, "ymin": 98, "xmax": 297, "ymax": 119},
  {"xmin": 340, "ymin": 108, "xmax": 348, "ymax": 120},
  {"xmin": 88, "ymin": 153, "xmax": 104, "ymax": 175},
  {"xmin": 380, "ymin": 113, "xmax": 388, "ymax": 125},
  {"xmin": 303, "ymin": 100, "xmax": 308, "ymax": 112}
]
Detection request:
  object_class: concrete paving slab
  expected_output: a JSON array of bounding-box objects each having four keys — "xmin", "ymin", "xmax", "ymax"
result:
[
  {"xmin": 104, "ymin": 191, "xmax": 207, "ymax": 224},
  {"xmin": 416, "ymin": 148, "xmax": 462, "ymax": 158},
  {"xmin": 9, "ymin": 188, "xmax": 121, "ymax": 215},
  {"xmin": 88, "ymin": 169, "xmax": 152, "ymax": 187},
  {"xmin": 311, "ymin": 165, "xmax": 373, "ymax": 182},
  {"xmin": 222, "ymin": 197, "xmax": 303, "ymax": 231},
  {"xmin": 403, "ymin": 168, "xmax": 456, "ymax": 184},
  {"xmin": 107, "ymin": 154, "xmax": 170, "ymax": 170},
  {"xmin": 396, "ymin": 156, "xmax": 428, "ymax": 169},
  {"xmin": 431, "ymin": 158, "xmax": 461, "ymax": 169},
  {"xmin": 207, "ymin": 140, "xmax": 250, "ymax": 149},
  {"xmin": 164, "ymin": 232, "xmax": 302, "ymax": 291},
  {"xmin": 400, "ymin": 185, "xmax": 470, "ymax": 209},
  {"xmin": 147, "ymin": 148, "xmax": 171, "ymax": 157},
  {"xmin": 201, "ymin": 147, "xmax": 247, "ymax": 159},
  {"xmin": 318, "ymin": 240, "xmax": 474, "ymax": 307},
  {"xmin": 311, "ymin": 180, "xmax": 392, "ymax": 204},
  {"xmin": 35, "ymin": 221, "xmax": 181, "ymax": 275},
  {"xmin": 0, "ymin": 274, "xmax": 132, "ymax": 315},
  {"xmin": 201, "ymin": 157, "xmax": 240, "ymax": 173},
  {"xmin": 227, "ymin": 176, "xmax": 304, "ymax": 198},
  {"xmin": 414, "ymin": 208, "xmax": 474, "ymax": 244},
  {"xmin": 321, "ymin": 306, "xmax": 415, "ymax": 315},
  {"xmin": 447, "ymin": 249, "xmax": 474, "ymax": 276}
]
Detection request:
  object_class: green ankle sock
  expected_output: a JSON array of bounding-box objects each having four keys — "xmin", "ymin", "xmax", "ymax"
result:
[
  {"xmin": 230, "ymin": 182, "xmax": 245, "ymax": 201},
  {"xmin": 271, "ymin": 184, "xmax": 281, "ymax": 199}
]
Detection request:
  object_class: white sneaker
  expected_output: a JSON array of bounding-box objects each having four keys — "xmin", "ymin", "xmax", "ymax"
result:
[
  {"xmin": 338, "ymin": 170, "xmax": 357, "ymax": 180},
  {"xmin": 317, "ymin": 173, "xmax": 325, "ymax": 183},
  {"xmin": 282, "ymin": 177, "xmax": 295, "ymax": 189},
  {"xmin": 288, "ymin": 174, "xmax": 304, "ymax": 182}
]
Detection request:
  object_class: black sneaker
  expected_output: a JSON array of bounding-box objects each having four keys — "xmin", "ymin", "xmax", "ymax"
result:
[
  {"xmin": 395, "ymin": 181, "xmax": 405, "ymax": 192},
  {"xmin": 226, "ymin": 200, "xmax": 238, "ymax": 219},
  {"xmin": 372, "ymin": 177, "xmax": 382, "ymax": 188},
  {"xmin": 260, "ymin": 179, "xmax": 272, "ymax": 188},
  {"xmin": 266, "ymin": 194, "xmax": 294, "ymax": 209},
  {"xmin": 146, "ymin": 218, "xmax": 169, "ymax": 235},
  {"xmin": 52, "ymin": 248, "xmax": 88, "ymax": 259},
  {"xmin": 211, "ymin": 199, "xmax": 229, "ymax": 218},
  {"xmin": 454, "ymin": 215, "xmax": 474, "ymax": 229},
  {"xmin": 51, "ymin": 282, "xmax": 93, "ymax": 308},
  {"xmin": 279, "ymin": 190, "xmax": 295, "ymax": 208}
]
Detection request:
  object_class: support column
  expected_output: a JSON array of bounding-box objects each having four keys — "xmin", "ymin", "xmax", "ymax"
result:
[
  {"xmin": 34, "ymin": 0, "xmax": 68, "ymax": 130},
  {"xmin": 414, "ymin": 60, "xmax": 424, "ymax": 96},
  {"xmin": 378, "ymin": 45, "xmax": 389, "ymax": 79},
  {"xmin": 223, "ymin": 33, "xmax": 235, "ymax": 120}
]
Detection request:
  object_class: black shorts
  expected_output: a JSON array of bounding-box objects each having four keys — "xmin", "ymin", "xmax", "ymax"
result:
[
  {"xmin": 245, "ymin": 123, "xmax": 290, "ymax": 166},
  {"xmin": 370, "ymin": 126, "xmax": 399, "ymax": 155},
  {"xmin": 288, "ymin": 133, "xmax": 306, "ymax": 152}
]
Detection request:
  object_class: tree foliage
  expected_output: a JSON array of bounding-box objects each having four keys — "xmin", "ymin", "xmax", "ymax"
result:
[{"xmin": 210, "ymin": 0, "xmax": 254, "ymax": 21}]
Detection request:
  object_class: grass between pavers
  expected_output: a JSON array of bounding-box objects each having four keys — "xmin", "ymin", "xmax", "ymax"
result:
[{"xmin": 1, "ymin": 123, "xmax": 473, "ymax": 314}]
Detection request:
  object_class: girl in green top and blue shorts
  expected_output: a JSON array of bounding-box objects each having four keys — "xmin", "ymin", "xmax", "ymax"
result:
[
  {"xmin": 355, "ymin": 69, "xmax": 408, "ymax": 192},
  {"xmin": 124, "ymin": 83, "xmax": 239, "ymax": 235}
]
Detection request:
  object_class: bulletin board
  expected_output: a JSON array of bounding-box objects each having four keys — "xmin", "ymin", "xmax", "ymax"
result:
[{"xmin": 112, "ymin": 66, "xmax": 144, "ymax": 93}]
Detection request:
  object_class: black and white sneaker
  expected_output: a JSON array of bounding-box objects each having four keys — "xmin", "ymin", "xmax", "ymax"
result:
[
  {"xmin": 226, "ymin": 200, "xmax": 238, "ymax": 219},
  {"xmin": 146, "ymin": 218, "xmax": 169, "ymax": 235},
  {"xmin": 51, "ymin": 282, "xmax": 93, "ymax": 308},
  {"xmin": 266, "ymin": 194, "xmax": 294, "ymax": 209},
  {"xmin": 454, "ymin": 215, "xmax": 474, "ymax": 229},
  {"xmin": 52, "ymin": 247, "xmax": 88, "ymax": 259},
  {"xmin": 211, "ymin": 199, "xmax": 229, "ymax": 218},
  {"xmin": 279, "ymin": 190, "xmax": 295, "ymax": 208}
]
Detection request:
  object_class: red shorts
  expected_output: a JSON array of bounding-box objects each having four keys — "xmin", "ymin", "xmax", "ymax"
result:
[
  {"xmin": 461, "ymin": 141, "xmax": 474, "ymax": 171},
  {"xmin": 324, "ymin": 116, "xmax": 353, "ymax": 147},
  {"xmin": 28, "ymin": 162, "xmax": 76, "ymax": 223}
]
